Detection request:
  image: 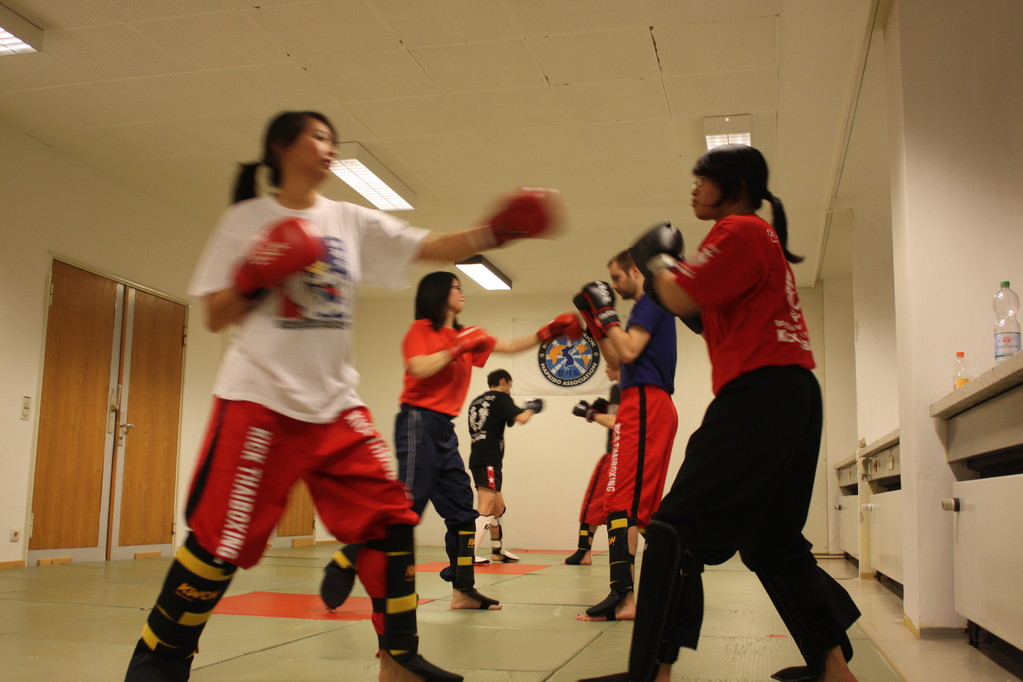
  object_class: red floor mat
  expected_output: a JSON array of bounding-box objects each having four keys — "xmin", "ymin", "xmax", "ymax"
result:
[
  {"xmin": 214, "ymin": 592, "xmax": 432, "ymax": 621},
  {"xmin": 415, "ymin": 561, "xmax": 547, "ymax": 575}
]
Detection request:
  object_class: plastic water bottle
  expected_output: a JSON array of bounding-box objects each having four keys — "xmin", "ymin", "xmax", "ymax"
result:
[
  {"xmin": 993, "ymin": 281, "xmax": 1021, "ymax": 363},
  {"xmin": 953, "ymin": 351, "xmax": 970, "ymax": 389}
]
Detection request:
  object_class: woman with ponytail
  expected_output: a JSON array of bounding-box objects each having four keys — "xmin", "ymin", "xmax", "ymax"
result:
[
  {"xmin": 126, "ymin": 110, "xmax": 562, "ymax": 682},
  {"xmin": 595, "ymin": 145, "xmax": 860, "ymax": 682}
]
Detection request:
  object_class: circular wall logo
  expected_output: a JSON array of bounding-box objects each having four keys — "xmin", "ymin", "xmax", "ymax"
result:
[{"xmin": 537, "ymin": 332, "xmax": 600, "ymax": 387}]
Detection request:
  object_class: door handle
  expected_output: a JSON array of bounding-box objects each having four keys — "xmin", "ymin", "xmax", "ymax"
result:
[
  {"xmin": 941, "ymin": 498, "xmax": 961, "ymax": 512},
  {"xmin": 118, "ymin": 422, "xmax": 136, "ymax": 445}
]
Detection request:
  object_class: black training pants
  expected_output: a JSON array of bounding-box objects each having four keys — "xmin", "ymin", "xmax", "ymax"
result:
[{"xmin": 652, "ymin": 365, "xmax": 858, "ymax": 659}]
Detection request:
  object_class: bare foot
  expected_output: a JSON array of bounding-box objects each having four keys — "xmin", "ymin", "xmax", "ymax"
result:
[
  {"xmin": 378, "ymin": 650, "xmax": 423, "ymax": 682},
  {"xmin": 575, "ymin": 591, "xmax": 635, "ymax": 621},
  {"xmin": 562, "ymin": 551, "xmax": 592, "ymax": 565},
  {"xmin": 450, "ymin": 588, "xmax": 502, "ymax": 610},
  {"xmin": 817, "ymin": 645, "xmax": 858, "ymax": 682}
]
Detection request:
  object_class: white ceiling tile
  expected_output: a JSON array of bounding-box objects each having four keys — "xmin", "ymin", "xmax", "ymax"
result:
[
  {"xmin": 643, "ymin": 0, "xmax": 779, "ymax": 25},
  {"xmin": 101, "ymin": 73, "xmax": 238, "ymax": 121},
  {"xmin": 528, "ymin": 29, "xmax": 660, "ymax": 85},
  {"xmin": 473, "ymin": 126, "xmax": 588, "ymax": 162},
  {"xmin": 373, "ymin": 134, "xmax": 495, "ymax": 170},
  {"xmin": 199, "ymin": 63, "xmax": 338, "ymax": 115},
  {"xmin": 446, "ymin": 88, "xmax": 567, "ymax": 131},
  {"xmin": 158, "ymin": 112, "xmax": 274, "ymax": 157},
  {"xmin": 505, "ymin": 0, "xmax": 647, "ymax": 35},
  {"xmin": 553, "ymin": 79, "xmax": 668, "ymax": 125},
  {"xmin": 77, "ymin": 122, "xmax": 205, "ymax": 159},
  {"xmin": 500, "ymin": 158, "xmax": 600, "ymax": 190},
  {"xmin": 0, "ymin": 52, "xmax": 88, "ymax": 92},
  {"xmin": 574, "ymin": 119, "xmax": 679, "ymax": 158},
  {"xmin": 303, "ymin": 50, "xmax": 438, "ymax": 102},
  {"xmin": 133, "ymin": 12, "xmax": 290, "ymax": 69},
  {"xmin": 663, "ymin": 69, "xmax": 778, "ymax": 118},
  {"xmin": 588, "ymin": 153, "xmax": 688, "ymax": 185},
  {"xmin": 345, "ymin": 95, "xmax": 467, "ymax": 137},
  {"xmin": 242, "ymin": 1, "xmax": 398, "ymax": 61},
  {"xmin": 653, "ymin": 18, "xmax": 778, "ymax": 75},
  {"xmin": 2, "ymin": 81, "xmax": 152, "ymax": 129},
  {"xmin": 42, "ymin": 25, "xmax": 184, "ymax": 79},
  {"xmin": 369, "ymin": 0, "xmax": 517, "ymax": 47},
  {"xmin": 312, "ymin": 105, "xmax": 378, "ymax": 143},
  {"xmin": 412, "ymin": 40, "xmax": 546, "ymax": 93},
  {"xmin": 415, "ymin": 163, "xmax": 516, "ymax": 198},
  {"xmin": 4, "ymin": 0, "xmax": 121, "ymax": 30},
  {"xmin": 100, "ymin": 0, "xmax": 314, "ymax": 22}
]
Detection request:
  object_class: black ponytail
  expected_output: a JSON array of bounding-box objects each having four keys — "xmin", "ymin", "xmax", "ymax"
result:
[
  {"xmin": 232, "ymin": 161, "xmax": 262, "ymax": 204},
  {"xmin": 763, "ymin": 190, "xmax": 802, "ymax": 264},
  {"xmin": 692, "ymin": 144, "xmax": 803, "ymax": 264}
]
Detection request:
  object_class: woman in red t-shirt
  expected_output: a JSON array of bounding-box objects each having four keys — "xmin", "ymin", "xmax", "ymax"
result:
[
  {"xmin": 323, "ymin": 271, "xmax": 581, "ymax": 611},
  {"xmin": 595, "ymin": 145, "xmax": 860, "ymax": 682}
]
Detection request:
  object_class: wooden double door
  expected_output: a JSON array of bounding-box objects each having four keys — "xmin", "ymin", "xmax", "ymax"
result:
[{"xmin": 29, "ymin": 261, "xmax": 186, "ymax": 563}]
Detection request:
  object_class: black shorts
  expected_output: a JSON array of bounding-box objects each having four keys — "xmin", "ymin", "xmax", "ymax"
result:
[{"xmin": 470, "ymin": 464, "xmax": 503, "ymax": 491}]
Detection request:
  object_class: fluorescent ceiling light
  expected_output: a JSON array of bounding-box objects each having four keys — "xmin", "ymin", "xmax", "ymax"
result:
[
  {"xmin": 703, "ymin": 114, "xmax": 752, "ymax": 150},
  {"xmin": 331, "ymin": 142, "xmax": 415, "ymax": 211},
  {"xmin": 0, "ymin": 4, "xmax": 42, "ymax": 55},
  {"xmin": 456, "ymin": 255, "xmax": 511, "ymax": 291}
]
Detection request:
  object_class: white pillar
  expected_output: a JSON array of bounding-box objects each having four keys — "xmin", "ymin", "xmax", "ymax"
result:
[{"xmin": 883, "ymin": 0, "xmax": 1023, "ymax": 633}]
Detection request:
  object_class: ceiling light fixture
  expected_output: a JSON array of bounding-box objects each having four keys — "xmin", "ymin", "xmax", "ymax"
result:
[
  {"xmin": 455, "ymin": 255, "xmax": 511, "ymax": 291},
  {"xmin": 703, "ymin": 114, "xmax": 752, "ymax": 150},
  {"xmin": 330, "ymin": 142, "xmax": 415, "ymax": 211},
  {"xmin": 0, "ymin": 3, "xmax": 42, "ymax": 55}
]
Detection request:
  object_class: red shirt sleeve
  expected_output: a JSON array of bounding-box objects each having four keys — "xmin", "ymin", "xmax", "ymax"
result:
[{"xmin": 672, "ymin": 216, "xmax": 771, "ymax": 308}]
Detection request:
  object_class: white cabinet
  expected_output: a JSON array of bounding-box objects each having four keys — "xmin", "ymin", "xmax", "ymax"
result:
[
  {"xmin": 948, "ymin": 474, "xmax": 1023, "ymax": 651},
  {"xmin": 931, "ymin": 351, "xmax": 1023, "ymax": 650}
]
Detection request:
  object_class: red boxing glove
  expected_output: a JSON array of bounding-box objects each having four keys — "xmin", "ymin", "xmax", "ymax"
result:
[
  {"xmin": 536, "ymin": 313, "xmax": 584, "ymax": 344},
  {"xmin": 573, "ymin": 303, "xmax": 605, "ymax": 341},
  {"xmin": 484, "ymin": 189, "xmax": 557, "ymax": 246},
  {"xmin": 447, "ymin": 326, "xmax": 494, "ymax": 358},
  {"xmin": 233, "ymin": 218, "xmax": 325, "ymax": 300}
]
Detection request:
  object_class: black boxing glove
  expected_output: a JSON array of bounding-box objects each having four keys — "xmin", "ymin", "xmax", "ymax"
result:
[
  {"xmin": 630, "ymin": 220, "xmax": 684, "ymax": 284},
  {"xmin": 525, "ymin": 398, "xmax": 543, "ymax": 414},
  {"xmin": 572, "ymin": 400, "xmax": 598, "ymax": 422},
  {"xmin": 591, "ymin": 397, "xmax": 610, "ymax": 414},
  {"xmin": 575, "ymin": 281, "xmax": 619, "ymax": 331}
]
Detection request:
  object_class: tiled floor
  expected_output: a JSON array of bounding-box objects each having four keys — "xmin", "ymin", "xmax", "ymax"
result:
[{"xmin": 0, "ymin": 544, "xmax": 1018, "ymax": 681}]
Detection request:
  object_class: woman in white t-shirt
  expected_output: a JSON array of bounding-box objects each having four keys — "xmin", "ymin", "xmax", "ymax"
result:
[{"xmin": 125, "ymin": 110, "xmax": 562, "ymax": 682}]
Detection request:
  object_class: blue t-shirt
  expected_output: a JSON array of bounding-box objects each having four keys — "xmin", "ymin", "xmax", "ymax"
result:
[{"xmin": 620, "ymin": 295, "xmax": 676, "ymax": 394}]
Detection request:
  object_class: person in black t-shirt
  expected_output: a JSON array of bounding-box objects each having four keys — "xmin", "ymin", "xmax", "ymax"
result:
[{"xmin": 467, "ymin": 369, "xmax": 542, "ymax": 563}]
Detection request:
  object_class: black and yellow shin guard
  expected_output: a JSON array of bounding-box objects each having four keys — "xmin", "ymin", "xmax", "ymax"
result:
[
  {"xmin": 321, "ymin": 543, "xmax": 361, "ymax": 610},
  {"xmin": 125, "ymin": 534, "xmax": 236, "ymax": 681},
  {"xmin": 453, "ymin": 522, "xmax": 476, "ymax": 591},
  {"xmin": 607, "ymin": 511, "xmax": 635, "ymax": 594},
  {"xmin": 584, "ymin": 511, "xmax": 635, "ymax": 619},
  {"xmin": 363, "ymin": 525, "xmax": 418, "ymax": 656},
  {"xmin": 362, "ymin": 524, "xmax": 463, "ymax": 682},
  {"xmin": 564, "ymin": 523, "xmax": 595, "ymax": 565}
]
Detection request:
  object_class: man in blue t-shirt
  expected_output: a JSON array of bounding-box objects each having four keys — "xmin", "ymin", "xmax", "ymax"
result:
[{"xmin": 572, "ymin": 250, "xmax": 679, "ymax": 622}]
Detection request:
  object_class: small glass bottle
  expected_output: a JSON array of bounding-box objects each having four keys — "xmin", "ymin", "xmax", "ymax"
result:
[{"xmin": 954, "ymin": 351, "xmax": 970, "ymax": 389}]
